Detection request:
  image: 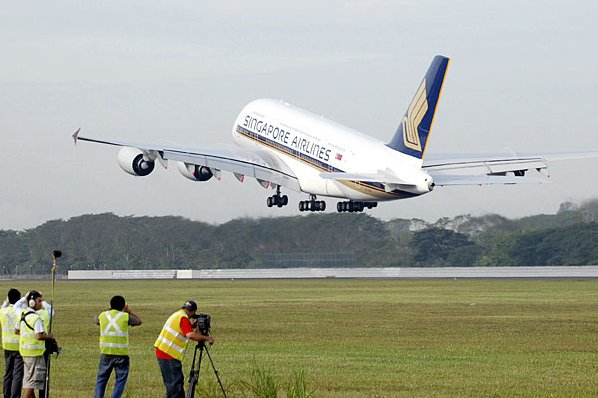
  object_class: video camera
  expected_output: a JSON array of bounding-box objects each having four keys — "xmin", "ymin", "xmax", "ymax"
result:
[{"xmin": 190, "ymin": 313, "xmax": 211, "ymax": 336}]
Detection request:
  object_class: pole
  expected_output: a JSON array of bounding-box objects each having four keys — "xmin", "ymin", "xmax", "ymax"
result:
[{"xmin": 44, "ymin": 250, "xmax": 60, "ymax": 398}]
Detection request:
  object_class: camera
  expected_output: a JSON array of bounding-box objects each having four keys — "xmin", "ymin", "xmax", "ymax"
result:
[
  {"xmin": 46, "ymin": 339, "xmax": 61, "ymax": 355},
  {"xmin": 190, "ymin": 313, "xmax": 211, "ymax": 336}
]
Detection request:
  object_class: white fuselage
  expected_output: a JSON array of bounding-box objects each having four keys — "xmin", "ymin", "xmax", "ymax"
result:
[{"xmin": 231, "ymin": 98, "xmax": 432, "ymax": 201}]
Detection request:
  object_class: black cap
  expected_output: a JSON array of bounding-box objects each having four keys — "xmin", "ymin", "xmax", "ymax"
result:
[{"xmin": 182, "ymin": 300, "xmax": 197, "ymax": 311}]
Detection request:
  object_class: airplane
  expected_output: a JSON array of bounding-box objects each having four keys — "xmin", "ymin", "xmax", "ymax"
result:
[{"xmin": 72, "ymin": 55, "xmax": 598, "ymax": 213}]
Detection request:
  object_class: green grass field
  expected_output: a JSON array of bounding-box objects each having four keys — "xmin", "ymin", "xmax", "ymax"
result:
[{"xmin": 0, "ymin": 279, "xmax": 597, "ymax": 397}]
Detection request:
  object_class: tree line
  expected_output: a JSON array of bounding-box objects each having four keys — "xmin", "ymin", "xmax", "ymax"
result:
[{"xmin": 1, "ymin": 200, "xmax": 598, "ymax": 274}]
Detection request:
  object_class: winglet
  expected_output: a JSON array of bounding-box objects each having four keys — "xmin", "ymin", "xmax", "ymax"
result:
[{"xmin": 72, "ymin": 128, "xmax": 81, "ymax": 145}]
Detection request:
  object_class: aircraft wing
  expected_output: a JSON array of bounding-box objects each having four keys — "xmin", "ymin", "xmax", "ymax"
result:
[
  {"xmin": 422, "ymin": 151, "xmax": 598, "ymax": 186},
  {"xmin": 72, "ymin": 129, "xmax": 301, "ymax": 191}
]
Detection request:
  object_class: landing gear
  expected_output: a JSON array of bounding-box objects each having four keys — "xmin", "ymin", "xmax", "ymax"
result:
[
  {"xmin": 266, "ymin": 186, "xmax": 288, "ymax": 208},
  {"xmin": 336, "ymin": 201, "xmax": 378, "ymax": 213},
  {"xmin": 299, "ymin": 195, "xmax": 326, "ymax": 212}
]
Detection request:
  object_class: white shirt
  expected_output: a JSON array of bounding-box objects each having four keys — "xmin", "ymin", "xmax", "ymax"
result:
[{"xmin": 22, "ymin": 307, "xmax": 45, "ymax": 334}]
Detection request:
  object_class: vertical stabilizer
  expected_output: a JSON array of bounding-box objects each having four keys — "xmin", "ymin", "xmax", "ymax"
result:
[{"xmin": 387, "ymin": 55, "xmax": 450, "ymax": 162}]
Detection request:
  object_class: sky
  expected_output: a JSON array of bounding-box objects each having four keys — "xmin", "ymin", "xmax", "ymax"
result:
[{"xmin": 1, "ymin": 0, "xmax": 598, "ymax": 230}]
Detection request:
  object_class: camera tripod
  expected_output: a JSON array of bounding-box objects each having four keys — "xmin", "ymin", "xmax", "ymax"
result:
[{"xmin": 186, "ymin": 340, "xmax": 227, "ymax": 398}]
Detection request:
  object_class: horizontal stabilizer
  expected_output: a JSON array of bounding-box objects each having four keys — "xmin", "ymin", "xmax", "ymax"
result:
[
  {"xmin": 430, "ymin": 173, "xmax": 548, "ymax": 186},
  {"xmin": 424, "ymin": 154, "xmax": 549, "ymax": 173},
  {"xmin": 424, "ymin": 150, "xmax": 598, "ymax": 173}
]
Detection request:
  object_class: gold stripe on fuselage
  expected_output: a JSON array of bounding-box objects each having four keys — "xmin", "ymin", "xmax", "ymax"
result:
[{"xmin": 236, "ymin": 126, "xmax": 402, "ymax": 199}]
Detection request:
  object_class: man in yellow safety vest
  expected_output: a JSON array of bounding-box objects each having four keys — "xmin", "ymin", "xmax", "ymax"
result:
[
  {"xmin": 0, "ymin": 288, "xmax": 23, "ymax": 398},
  {"xmin": 154, "ymin": 300, "xmax": 214, "ymax": 398},
  {"xmin": 18, "ymin": 291, "xmax": 55, "ymax": 398},
  {"xmin": 93, "ymin": 295, "xmax": 141, "ymax": 398},
  {"xmin": 13, "ymin": 289, "xmax": 54, "ymax": 398},
  {"xmin": 13, "ymin": 290, "xmax": 54, "ymax": 333}
]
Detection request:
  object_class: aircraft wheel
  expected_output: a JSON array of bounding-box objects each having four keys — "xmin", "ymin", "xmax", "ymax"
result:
[
  {"xmin": 282, "ymin": 195, "xmax": 288, "ymax": 206},
  {"xmin": 320, "ymin": 201, "xmax": 326, "ymax": 211},
  {"xmin": 267, "ymin": 197, "xmax": 273, "ymax": 207}
]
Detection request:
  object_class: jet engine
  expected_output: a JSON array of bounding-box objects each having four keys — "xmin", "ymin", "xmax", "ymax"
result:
[
  {"xmin": 117, "ymin": 147, "xmax": 155, "ymax": 176},
  {"xmin": 177, "ymin": 162, "xmax": 213, "ymax": 182}
]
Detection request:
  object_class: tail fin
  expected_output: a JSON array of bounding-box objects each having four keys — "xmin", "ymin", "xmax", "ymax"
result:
[{"xmin": 387, "ymin": 55, "xmax": 450, "ymax": 162}]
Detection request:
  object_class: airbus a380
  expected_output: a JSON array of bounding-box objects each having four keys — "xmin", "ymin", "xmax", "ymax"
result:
[{"xmin": 73, "ymin": 55, "xmax": 598, "ymax": 213}]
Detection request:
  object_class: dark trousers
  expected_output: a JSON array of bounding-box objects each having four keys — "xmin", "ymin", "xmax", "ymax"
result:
[
  {"xmin": 94, "ymin": 354, "xmax": 130, "ymax": 398},
  {"xmin": 157, "ymin": 358, "xmax": 185, "ymax": 398},
  {"xmin": 3, "ymin": 349, "xmax": 23, "ymax": 398}
]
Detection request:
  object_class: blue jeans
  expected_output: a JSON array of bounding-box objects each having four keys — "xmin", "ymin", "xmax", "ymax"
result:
[
  {"xmin": 94, "ymin": 354, "xmax": 130, "ymax": 398},
  {"xmin": 157, "ymin": 358, "xmax": 185, "ymax": 398},
  {"xmin": 3, "ymin": 350, "xmax": 23, "ymax": 398}
]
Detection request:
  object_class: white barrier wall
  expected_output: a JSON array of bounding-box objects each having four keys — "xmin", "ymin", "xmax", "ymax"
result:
[
  {"xmin": 68, "ymin": 266, "xmax": 598, "ymax": 280},
  {"xmin": 68, "ymin": 270, "xmax": 176, "ymax": 279}
]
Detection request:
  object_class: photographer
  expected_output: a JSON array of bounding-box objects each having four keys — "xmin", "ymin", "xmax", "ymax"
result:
[
  {"xmin": 154, "ymin": 300, "xmax": 214, "ymax": 398},
  {"xmin": 93, "ymin": 296, "xmax": 141, "ymax": 398}
]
